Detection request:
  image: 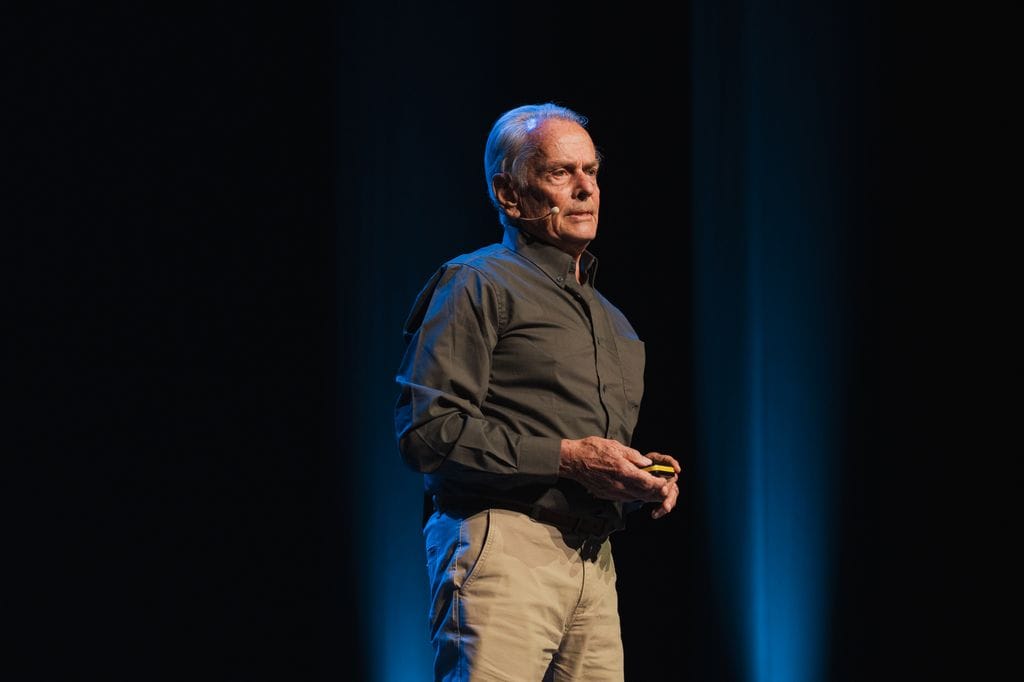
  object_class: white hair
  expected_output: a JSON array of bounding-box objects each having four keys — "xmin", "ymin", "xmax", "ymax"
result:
[{"xmin": 483, "ymin": 103, "xmax": 590, "ymax": 227}]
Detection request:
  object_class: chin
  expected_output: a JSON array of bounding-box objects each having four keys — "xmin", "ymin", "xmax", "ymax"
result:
[{"xmin": 563, "ymin": 225, "xmax": 598, "ymax": 242}]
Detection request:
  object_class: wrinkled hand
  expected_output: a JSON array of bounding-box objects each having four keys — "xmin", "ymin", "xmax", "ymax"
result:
[{"xmin": 559, "ymin": 437, "xmax": 681, "ymax": 519}]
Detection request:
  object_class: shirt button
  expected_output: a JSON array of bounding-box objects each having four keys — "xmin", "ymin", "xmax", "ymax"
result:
[{"xmin": 557, "ymin": 276, "xmax": 564, "ymax": 283}]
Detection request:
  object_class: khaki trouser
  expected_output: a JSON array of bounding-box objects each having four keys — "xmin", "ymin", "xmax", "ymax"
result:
[{"xmin": 423, "ymin": 507, "xmax": 624, "ymax": 682}]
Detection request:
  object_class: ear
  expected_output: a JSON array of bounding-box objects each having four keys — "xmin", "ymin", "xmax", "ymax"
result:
[{"xmin": 492, "ymin": 173, "xmax": 520, "ymax": 218}]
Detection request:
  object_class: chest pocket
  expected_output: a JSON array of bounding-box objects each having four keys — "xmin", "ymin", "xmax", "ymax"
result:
[{"xmin": 614, "ymin": 336, "xmax": 645, "ymax": 411}]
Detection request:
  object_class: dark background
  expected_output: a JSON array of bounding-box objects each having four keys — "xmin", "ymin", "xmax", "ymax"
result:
[{"xmin": 12, "ymin": 2, "xmax": 988, "ymax": 680}]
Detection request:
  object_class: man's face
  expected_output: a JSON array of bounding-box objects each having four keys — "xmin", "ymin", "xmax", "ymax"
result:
[{"xmin": 518, "ymin": 119, "xmax": 600, "ymax": 253}]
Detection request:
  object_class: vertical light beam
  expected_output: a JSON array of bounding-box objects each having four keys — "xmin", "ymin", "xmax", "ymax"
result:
[{"xmin": 694, "ymin": 0, "xmax": 852, "ymax": 679}]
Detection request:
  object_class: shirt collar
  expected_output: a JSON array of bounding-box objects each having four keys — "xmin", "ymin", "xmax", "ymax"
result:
[{"xmin": 502, "ymin": 225, "xmax": 599, "ymax": 288}]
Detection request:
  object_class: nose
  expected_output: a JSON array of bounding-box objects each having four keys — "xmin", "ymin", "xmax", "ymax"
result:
[{"xmin": 573, "ymin": 169, "xmax": 598, "ymax": 200}]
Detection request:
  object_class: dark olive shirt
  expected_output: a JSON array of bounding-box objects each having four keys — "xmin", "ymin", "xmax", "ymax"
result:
[{"xmin": 394, "ymin": 225, "xmax": 645, "ymax": 526}]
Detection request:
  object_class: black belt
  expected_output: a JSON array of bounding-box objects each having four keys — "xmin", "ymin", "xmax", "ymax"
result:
[{"xmin": 432, "ymin": 494, "xmax": 616, "ymax": 539}]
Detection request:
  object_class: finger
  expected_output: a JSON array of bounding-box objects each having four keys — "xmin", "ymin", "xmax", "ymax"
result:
[
  {"xmin": 662, "ymin": 483, "xmax": 679, "ymax": 513},
  {"xmin": 647, "ymin": 452, "xmax": 680, "ymax": 472},
  {"xmin": 647, "ymin": 452, "xmax": 681, "ymax": 473},
  {"xmin": 651, "ymin": 483, "xmax": 680, "ymax": 519},
  {"xmin": 623, "ymin": 447, "xmax": 653, "ymax": 468},
  {"xmin": 619, "ymin": 472, "xmax": 666, "ymax": 503}
]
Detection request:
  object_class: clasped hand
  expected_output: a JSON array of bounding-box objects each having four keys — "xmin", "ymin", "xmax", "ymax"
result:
[{"xmin": 559, "ymin": 436, "xmax": 681, "ymax": 519}]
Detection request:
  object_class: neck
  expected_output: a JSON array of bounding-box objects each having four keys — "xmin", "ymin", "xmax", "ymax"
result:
[
  {"xmin": 508, "ymin": 224, "xmax": 589, "ymax": 284},
  {"xmin": 516, "ymin": 224, "xmax": 588, "ymax": 259}
]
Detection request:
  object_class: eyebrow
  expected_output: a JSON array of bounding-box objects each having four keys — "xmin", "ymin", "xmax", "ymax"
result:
[{"xmin": 543, "ymin": 159, "xmax": 601, "ymax": 171}]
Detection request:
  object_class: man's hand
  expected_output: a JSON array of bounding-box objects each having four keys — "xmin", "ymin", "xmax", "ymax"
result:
[{"xmin": 558, "ymin": 437, "xmax": 681, "ymax": 519}]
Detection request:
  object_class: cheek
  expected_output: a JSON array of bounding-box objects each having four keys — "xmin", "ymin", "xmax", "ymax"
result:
[{"xmin": 534, "ymin": 187, "xmax": 560, "ymax": 204}]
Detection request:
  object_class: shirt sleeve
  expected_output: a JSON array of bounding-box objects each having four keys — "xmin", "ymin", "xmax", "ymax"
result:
[{"xmin": 394, "ymin": 263, "xmax": 561, "ymax": 486}]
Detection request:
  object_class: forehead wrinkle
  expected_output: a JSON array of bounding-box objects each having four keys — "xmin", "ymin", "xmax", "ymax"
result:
[{"xmin": 535, "ymin": 143, "xmax": 599, "ymax": 170}]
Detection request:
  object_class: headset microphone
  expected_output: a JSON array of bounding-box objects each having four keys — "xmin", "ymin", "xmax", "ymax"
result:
[{"xmin": 518, "ymin": 206, "xmax": 560, "ymax": 221}]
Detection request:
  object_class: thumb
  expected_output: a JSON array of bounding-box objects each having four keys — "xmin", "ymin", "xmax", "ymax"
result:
[{"xmin": 625, "ymin": 448, "xmax": 653, "ymax": 468}]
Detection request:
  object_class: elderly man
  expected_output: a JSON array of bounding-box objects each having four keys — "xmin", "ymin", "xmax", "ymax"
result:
[{"xmin": 395, "ymin": 103, "xmax": 680, "ymax": 681}]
